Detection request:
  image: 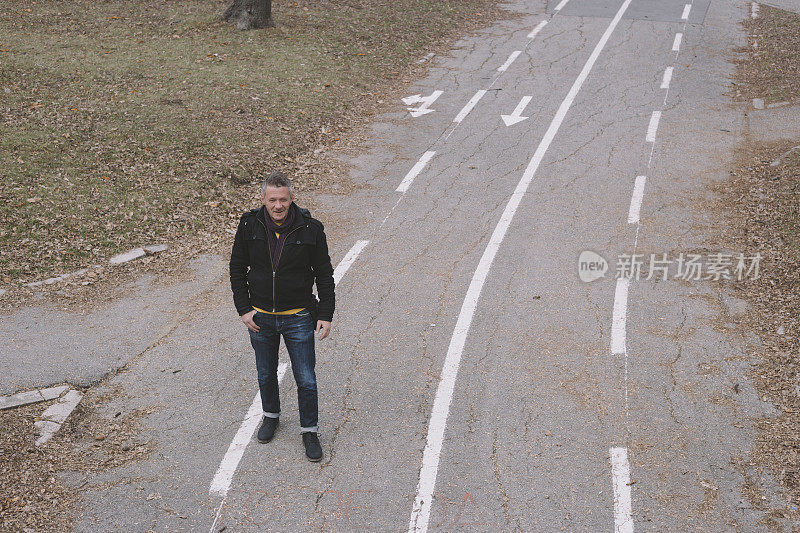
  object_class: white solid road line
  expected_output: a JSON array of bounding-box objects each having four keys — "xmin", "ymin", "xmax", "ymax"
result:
[
  {"xmin": 672, "ymin": 33, "xmax": 683, "ymax": 52},
  {"xmin": 497, "ymin": 50, "xmax": 522, "ymax": 72},
  {"xmin": 209, "ymin": 362, "xmax": 289, "ymax": 498},
  {"xmin": 408, "ymin": 1, "xmax": 635, "ymax": 531},
  {"xmin": 627, "ymin": 176, "xmax": 647, "ymax": 224},
  {"xmin": 661, "ymin": 66, "xmax": 673, "ymax": 89},
  {"xmin": 610, "ymin": 447, "xmax": 634, "ymax": 533},
  {"xmin": 611, "ymin": 277, "xmax": 630, "ymax": 355},
  {"xmin": 396, "ymin": 151, "xmax": 436, "ymax": 193},
  {"xmin": 453, "ymin": 90, "xmax": 487, "ymax": 123},
  {"xmin": 681, "ymin": 4, "xmax": 691, "ymax": 20},
  {"xmin": 209, "ymin": 239, "xmax": 369, "ymax": 504},
  {"xmin": 527, "ymin": 20, "xmax": 548, "ymax": 39},
  {"xmin": 646, "ymin": 111, "xmax": 661, "ymax": 143}
]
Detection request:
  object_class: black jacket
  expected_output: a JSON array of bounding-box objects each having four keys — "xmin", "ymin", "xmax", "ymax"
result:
[{"xmin": 229, "ymin": 204, "xmax": 335, "ymax": 322}]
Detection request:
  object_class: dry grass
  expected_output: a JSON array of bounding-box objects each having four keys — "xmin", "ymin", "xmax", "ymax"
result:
[
  {"xmin": 0, "ymin": 403, "xmax": 77, "ymax": 532},
  {"xmin": 726, "ymin": 141, "xmax": 800, "ymax": 513},
  {"xmin": 726, "ymin": 3, "xmax": 800, "ymax": 522},
  {"xmin": 734, "ymin": 3, "xmax": 800, "ymax": 103},
  {"xmin": 0, "ymin": 0, "xmax": 512, "ymax": 287},
  {"xmin": 0, "ymin": 387, "xmax": 155, "ymax": 532}
]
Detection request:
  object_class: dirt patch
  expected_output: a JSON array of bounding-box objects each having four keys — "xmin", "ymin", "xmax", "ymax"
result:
[
  {"xmin": 722, "ymin": 3, "xmax": 800, "ymax": 523},
  {"xmin": 0, "ymin": 387, "xmax": 156, "ymax": 531},
  {"xmin": 0, "ymin": 0, "xmax": 518, "ymax": 312}
]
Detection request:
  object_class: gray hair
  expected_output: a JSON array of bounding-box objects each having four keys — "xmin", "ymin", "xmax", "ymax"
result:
[{"xmin": 261, "ymin": 171, "xmax": 294, "ymax": 196}]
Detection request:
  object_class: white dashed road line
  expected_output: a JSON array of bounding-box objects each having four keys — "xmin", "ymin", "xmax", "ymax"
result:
[
  {"xmin": 209, "ymin": 362, "xmax": 289, "ymax": 498},
  {"xmin": 453, "ymin": 90, "xmax": 487, "ymax": 123},
  {"xmin": 672, "ymin": 32, "xmax": 683, "ymax": 52},
  {"xmin": 333, "ymin": 240, "xmax": 370, "ymax": 284},
  {"xmin": 610, "ymin": 6, "xmax": 699, "ymax": 526},
  {"xmin": 553, "ymin": 0, "xmax": 572, "ymax": 12},
  {"xmin": 497, "ymin": 50, "xmax": 522, "ymax": 72},
  {"xmin": 611, "ymin": 277, "xmax": 630, "ymax": 356},
  {"xmin": 396, "ymin": 151, "xmax": 436, "ymax": 193},
  {"xmin": 661, "ymin": 66, "xmax": 673, "ymax": 89},
  {"xmin": 646, "ymin": 110, "xmax": 661, "ymax": 142},
  {"xmin": 407, "ymin": 1, "xmax": 634, "ymax": 531},
  {"xmin": 527, "ymin": 20, "xmax": 548, "ymax": 39},
  {"xmin": 443, "ymin": 17, "xmax": 549, "ymax": 140},
  {"xmin": 610, "ymin": 447, "xmax": 634, "ymax": 533},
  {"xmin": 627, "ymin": 175, "xmax": 647, "ymax": 224}
]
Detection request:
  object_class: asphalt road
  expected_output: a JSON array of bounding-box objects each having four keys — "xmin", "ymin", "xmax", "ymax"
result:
[{"xmin": 22, "ymin": 0, "xmax": 794, "ymax": 530}]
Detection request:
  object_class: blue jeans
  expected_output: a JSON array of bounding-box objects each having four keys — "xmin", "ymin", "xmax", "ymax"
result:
[{"xmin": 249, "ymin": 310, "xmax": 318, "ymax": 433}]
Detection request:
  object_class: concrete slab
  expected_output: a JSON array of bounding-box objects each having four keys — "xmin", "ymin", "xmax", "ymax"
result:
[
  {"xmin": 34, "ymin": 420, "xmax": 61, "ymax": 435},
  {"xmin": 109, "ymin": 248, "xmax": 146, "ymax": 265},
  {"xmin": 0, "ymin": 390, "xmax": 45, "ymax": 410},
  {"xmin": 39, "ymin": 384, "xmax": 71, "ymax": 401},
  {"xmin": 0, "ymin": 384, "xmax": 69, "ymax": 410},
  {"xmin": 143, "ymin": 244, "xmax": 168, "ymax": 255},
  {"xmin": 35, "ymin": 389, "xmax": 84, "ymax": 446}
]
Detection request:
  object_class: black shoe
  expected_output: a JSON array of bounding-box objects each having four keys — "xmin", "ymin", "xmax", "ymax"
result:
[
  {"xmin": 302, "ymin": 432, "xmax": 323, "ymax": 462},
  {"xmin": 257, "ymin": 417, "xmax": 278, "ymax": 443}
]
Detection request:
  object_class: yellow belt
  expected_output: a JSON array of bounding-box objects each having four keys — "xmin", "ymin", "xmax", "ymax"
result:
[{"xmin": 253, "ymin": 306, "xmax": 305, "ymax": 315}]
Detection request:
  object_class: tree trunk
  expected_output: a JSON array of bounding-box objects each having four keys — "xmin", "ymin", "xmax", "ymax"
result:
[{"xmin": 222, "ymin": 0, "xmax": 275, "ymax": 30}]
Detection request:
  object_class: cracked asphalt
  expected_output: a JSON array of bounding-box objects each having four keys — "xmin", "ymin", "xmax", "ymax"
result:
[{"xmin": 5, "ymin": 0, "xmax": 795, "ymax": 531}]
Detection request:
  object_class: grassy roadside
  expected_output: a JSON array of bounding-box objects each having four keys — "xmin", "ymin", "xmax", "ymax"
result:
[
  {"xmin": 0, "ymin": 0, "xmax": 512, "ymax": 291},
  {"xmin": 728, "ymin": 3, "xmax": 800, "ymax": 524}
]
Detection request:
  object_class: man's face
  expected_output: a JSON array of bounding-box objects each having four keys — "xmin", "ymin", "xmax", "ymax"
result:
[{"xmin": 262, "ymin": 186, "xmax": 292, "ymax": 223}]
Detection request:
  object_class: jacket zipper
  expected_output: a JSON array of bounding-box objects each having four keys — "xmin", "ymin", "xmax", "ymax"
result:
[{"xmin": 257, "ymin": 216, "xmax": 303, "ymax": 312}]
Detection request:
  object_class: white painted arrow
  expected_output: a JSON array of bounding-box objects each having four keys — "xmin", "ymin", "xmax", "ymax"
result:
[
  {"xmin": 403, "ymin": 90, "xmax": 443, "ymax": 117},
  {"xmin": 501, "ymin": 96, "xmax": 532, "ymax": 126},
  {"xmin": 402, "ymin": 94, "xmax": 425, "ymax": 105}
]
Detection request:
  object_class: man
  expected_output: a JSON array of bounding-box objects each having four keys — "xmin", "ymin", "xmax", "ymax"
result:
[{"xmin": 229, "ymin": 171, "xmax": 335, "ymax": 462}]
